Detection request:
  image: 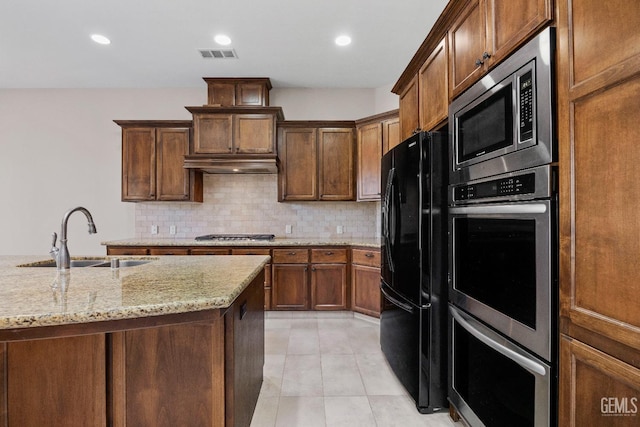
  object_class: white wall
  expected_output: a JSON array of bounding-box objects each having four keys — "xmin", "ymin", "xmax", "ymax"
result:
[{"xmin": 0, "ymin": 86, "xmax": 395, "ymax": 255}]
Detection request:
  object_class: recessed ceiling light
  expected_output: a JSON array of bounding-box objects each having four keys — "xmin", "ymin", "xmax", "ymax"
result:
[
  {"xmin": 335, "ymin": 35, "xmax": 352, "ymax": 46},
  {"xmin": 90, "ymin": 34, "xmax": 111, "ymax": 45},
  {"xmin": 214, "ymin": 34, "xmax": 232, "ymax": 46}
]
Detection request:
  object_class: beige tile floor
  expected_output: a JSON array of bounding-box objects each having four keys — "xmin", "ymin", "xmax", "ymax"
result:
[{"xmin": 250, "ymin": 311, "xmax": 458, "ymax": 427}]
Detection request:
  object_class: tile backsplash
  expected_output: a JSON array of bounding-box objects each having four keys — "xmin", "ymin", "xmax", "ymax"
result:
[{"xmin": 135, "ymin": 174, "xmax": 381, "ymax": 239}]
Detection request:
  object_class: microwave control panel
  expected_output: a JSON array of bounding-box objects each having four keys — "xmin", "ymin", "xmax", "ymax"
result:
[
  {"xmin": 518, "ymin": 69, "xmax": 534, "ymax": 142},
  {"xmin": 454, "ymin": 173, "xmax": 536, "ymax": 201}
]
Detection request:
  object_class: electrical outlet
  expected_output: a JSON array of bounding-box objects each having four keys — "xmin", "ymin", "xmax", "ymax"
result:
[
  {"xmin": 151, "ymin": 225, "xmax": 158, "ymax": 235},
  {"xmin": 169, "ymin": 225, "xmax": 176, "ymax": 235},
  {"xmin": 337, "ymin": 225, "xmax": 344, "ymax": 234},
  {"xmin": 285, "ymin": 224, "xmax": 292, "ymax": 234}
]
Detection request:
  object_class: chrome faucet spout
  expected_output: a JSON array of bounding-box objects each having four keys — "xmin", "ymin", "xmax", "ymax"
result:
[{"xmin": 51, "ymin": 207, "xmax": 98, "ymax": 271}]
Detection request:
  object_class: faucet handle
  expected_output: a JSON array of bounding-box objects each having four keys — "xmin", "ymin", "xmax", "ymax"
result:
[{"xmin": 49, "ymin": 232, "xmax": 59, "ymax": 259}]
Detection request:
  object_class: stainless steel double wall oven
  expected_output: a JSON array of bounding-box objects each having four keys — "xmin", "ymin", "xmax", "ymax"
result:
[{"xmin": 447, "ymin": 28, "xmax": 558, "ymax": 427}]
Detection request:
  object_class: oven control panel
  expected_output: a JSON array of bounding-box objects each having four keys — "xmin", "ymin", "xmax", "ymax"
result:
[{"xmin": 454, "ymin": 172, "xmax": 536, "ymax": 201}]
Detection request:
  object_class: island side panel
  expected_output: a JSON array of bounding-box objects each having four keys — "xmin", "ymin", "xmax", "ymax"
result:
[
  {"xmin": 111, "ymin": 314, "xmax": 226, "ymax": 427},
  {"xmin": 225, "ymin": 270, "xmax": 265, "ymax": 427},
  {"xmin": 6, "ymin": 334, "xmax": 107, "ymax": 427},
  {"xmin": 1, "ymin": 343, "xmax": 6, "ymax": 427}
]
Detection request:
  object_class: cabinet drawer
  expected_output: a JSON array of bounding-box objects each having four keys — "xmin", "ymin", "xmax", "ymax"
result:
[
  {"xmin": 107, "ymin": 246, "xmax": 149, "ymax": 256},
  {"xmin": 148, "ymin": 247, "xmax": 190, "ymax": 256},
  {"xmin": 272, "ymin": 249, "xmax": 309, "ymax": 264},
  {"xmin": 231, "ymin": 248, "xmax": 271, "ymax": 256},
  {"xmin": 190, "ymin": 248, "xmax": 231, "ymax": 255},
  {"xmin": 351, "ymin": 248, "xmax": 380, "ymax": 267},
  {"xmin": 311, "ymin": 248, "xmax": 348, "ymax": 263}
]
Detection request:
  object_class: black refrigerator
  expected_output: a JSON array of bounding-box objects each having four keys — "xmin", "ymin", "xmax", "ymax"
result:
[{"xmin": 380, "ymin": 131, "xmax": 448, "ymax": 413}]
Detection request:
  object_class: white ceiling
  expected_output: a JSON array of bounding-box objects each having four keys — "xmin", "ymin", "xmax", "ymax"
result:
[{"xmin": 0, "ymin": 0, "xmax": 448, "ymax": 89}]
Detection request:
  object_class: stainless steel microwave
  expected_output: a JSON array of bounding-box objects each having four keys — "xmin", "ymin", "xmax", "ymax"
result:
[{"xmin": 449, "ymin": 27, "xmax": 555, "ymax": 184}]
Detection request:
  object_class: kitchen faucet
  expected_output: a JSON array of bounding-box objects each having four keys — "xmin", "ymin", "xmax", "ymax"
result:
[{"xmin": 49, "ymin": 207, "xmax": 97, "ymax": 271}]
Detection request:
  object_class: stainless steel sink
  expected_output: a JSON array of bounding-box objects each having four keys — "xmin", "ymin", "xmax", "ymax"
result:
[{"xmin": 17, "ymin": 259, "xmax": 152, "ymax": 268}]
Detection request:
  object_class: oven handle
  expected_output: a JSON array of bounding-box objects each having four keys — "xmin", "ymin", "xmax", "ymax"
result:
[
  {"xmin": 450, "ymin": 306, "xmax": 546, "ymax": 376},
  {"xmin": 449, "ymin": 203, "xmax": 547, "ymax": 215}
]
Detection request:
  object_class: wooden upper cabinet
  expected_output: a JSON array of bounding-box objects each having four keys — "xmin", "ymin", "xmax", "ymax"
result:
[
  {"xmin": 278, "ymin": 127, "xmax": 318, "ymax": 201},
  {"xmin": 278, "ymin": 122, "xmax": 355, "ymax": 202},
  {"xmin": 156, "ymin": 128, "xmax": 192, "ymax": 201},
  {"xmin": 318, "ymin": 128, "xmax": 355, "ymax": 201},
  {"xmin": 449, "ymin": 0, "xmax": 552, "ymax": 97},
  {"xmin": 357, "ymin": 123, "xmax": 382, "ymax": 201},
  {"xmin": 419, "ymin": 37, "xmax": 449, "ymax": 131},
  {"xmin": 356, "ymin": 110, "xmax": 399, "ymax": 201},
  {"xmin": 121, "ymin": 127, "xmax": 156, "ymax": 201},
  {"xmin": 487, "ymin": 0, "xmax": 553, "ymax": 67},
  {"xmin": 203, "ymin": 78, "xmax": 272, "ymax": 106},
  {"xmin": 234, "ymin": 114, "xmax": 275, "ymax": 154},
  {"xmin": 187, "ymin": 106, "xmax": 283, "ymax": 156},
  {"xmin": 448, "ymin": 0, "xmax": 489, "ymax": 98},
  {"xmin": 117, "ymin": 121, "xmax": 202, "ymax": 202},
  {"xmin": 191, "ymin": 114, "xmax": 233, "ymax": 154},
  {"xmin": 382, "ymin": 116, "xmax": 400, "ymax": 153},
  {"xmin": 399, "ymin": 75, "xmax": 420, "ymax": 140}
]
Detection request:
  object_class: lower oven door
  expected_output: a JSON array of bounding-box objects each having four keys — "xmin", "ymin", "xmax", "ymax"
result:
[
  {"xmin": 448, "ymin": 199, "xmax": 555, "ymax": 361},
  {"xmin": 449, "ymin": 305, "xmax": 552, "ymax": 427}
]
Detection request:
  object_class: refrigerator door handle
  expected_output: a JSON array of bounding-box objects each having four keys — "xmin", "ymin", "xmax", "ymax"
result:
[
  {"xmin": 381, "ymin": 283, "xmax": 414, "ymax": 314},
  {"xmin": 383, "ymin": 167, "xmax": 396, "ymax": 272}
]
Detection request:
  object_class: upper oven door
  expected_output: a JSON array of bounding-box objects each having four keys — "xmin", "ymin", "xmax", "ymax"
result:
[{"xmin": 448, "ymin": 199, "xmax": 555, "ymax": 361}]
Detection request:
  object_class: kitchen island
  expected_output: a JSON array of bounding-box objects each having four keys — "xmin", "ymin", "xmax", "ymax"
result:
[{"xmin": 0, "ymin": 255, "xmax": 268, "ymax": 427}]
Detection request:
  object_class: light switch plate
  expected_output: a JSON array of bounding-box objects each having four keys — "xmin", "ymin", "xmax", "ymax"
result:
[
  {"xmin": 285, "ymin": 224, "xmax": 292, "ymax": 234},
  {"xmin": 151, "ymin": 225, "xmax": 158, "ymax": 235},
  {"xmin": 337, "ymin": 225, "xmax": 344, "ymax": 234},
  {"xmin": 169, "ymin": 225, "xmax": 176, "ymax": 235}
]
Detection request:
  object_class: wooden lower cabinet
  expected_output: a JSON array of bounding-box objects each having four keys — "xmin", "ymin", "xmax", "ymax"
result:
[
  {"xmin": 4, "ymin": 335, "xmax": 107, "ymax": 427},
  {"xmin": 272, "ymin": 264, "xmax": 309, "ymax": 310},
  {"xmin": 310, "ymin": 248, "xmax": 348, "ymax": 310},
  {"xmin": 1, "ymin": 274, "xmax": 265, "ymax": 427},
  {"xmin": 350, "ymin": 248, "xmax": 382, "ymax": 317},
  {"xmin": 105, "ymin": 244, "xmax": 380, "ymax": 314},
  {"xmin": 559, "ymin": 335, "xmax": 640, "ymax": 426}
]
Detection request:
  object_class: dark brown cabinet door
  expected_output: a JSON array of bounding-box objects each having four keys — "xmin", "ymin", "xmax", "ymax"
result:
[
  {"xmin": 318, "ymin": 128, "xmax": 355, "ymax": 201},
  {"xmin": 399, "ymin": 75, "xmax": 419, "ymax": 140},
  {"xmin": 382, "ymin": 116, "xmax": 400, "ymax": 154},
  {"xmin": 192, "ymin": 113, "xmax": 233, "ymax": 154},
  {"xmin": 419, "ymin": 37, "xmax": 449, "ymax": 131},
  {"xmin": 311, "ymin": 264, "xmax": 348, "ymax": 310},
  {"xmin": 156, "ymin": 128, "xmax": 190, "ymax": 201},
  {"xmin": 487, "ymin": 0, "xmax": 552, "ymax": 67},
  {"xmin": 5, "ymin": 335, "xmax": 107, "ymax": 427},
  {"xmin": 278, "ymin": 127, "xmax": 318, "ymax": 201},
  {"xmin": 122, "ymin": 127, "xmax": 156, "ymax": 201},
  {"xmin": 357, "ymin": 122, "xmax": 382, "ymax": 201},
  {"xmin": 448, "ymin": 0, "xmax": 487, "ymax": 98},
  {"xmin": 351, "ymin": 264, "xmax": 382, "ymax": 318},
  {"xmin": 272, "ymin": 264, "xmax": 309, "ymax": 310},
  {"xmin": 234, "ymin": 114, "xmax": 275, "ymax": 154}
]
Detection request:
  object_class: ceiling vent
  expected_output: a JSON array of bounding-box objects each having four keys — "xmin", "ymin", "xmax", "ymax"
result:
[{"xmin": 198, "ymin": 49, "xmax": 238, "ymax": 59}]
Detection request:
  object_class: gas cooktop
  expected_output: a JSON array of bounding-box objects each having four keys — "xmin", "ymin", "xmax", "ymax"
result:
[{"xmin": 194, "ymin": 234, "xmax": 275, "ymax": 242}]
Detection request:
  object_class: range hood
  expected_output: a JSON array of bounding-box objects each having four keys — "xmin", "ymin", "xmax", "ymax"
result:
[{"xmin": 184, "ymin": 156, "xmax": 279, "ymax": 174}]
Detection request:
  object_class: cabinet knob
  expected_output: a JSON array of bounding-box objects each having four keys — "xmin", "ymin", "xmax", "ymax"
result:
[
  {"xmin": 288, "ymin": 251, "xmax": 296, "ymax": 256},
  {"xmin": 325, "ymin": 251, "xmax": 334, "ymax": 255},
  {"xmin": 482, "ymin": 51, "xmax": 491, "ymax": 60},
  {"xmin": 365, "ymin": 253, "xmax": 374, "ymax": 258},
  {"xmin": 475, "ymin": 58, "xmax": 484, "ymax": 66}
]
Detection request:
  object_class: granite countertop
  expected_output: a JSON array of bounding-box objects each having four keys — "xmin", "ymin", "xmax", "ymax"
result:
[
  {"xmin": 102, "ymin": 236, "xmax": 382, "ymax": 248},
  {"xmin": 0, "ymin": 255, "xmax": 269, "ymax": 330}
]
